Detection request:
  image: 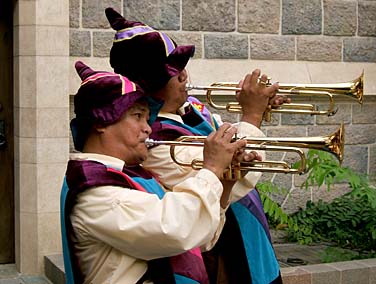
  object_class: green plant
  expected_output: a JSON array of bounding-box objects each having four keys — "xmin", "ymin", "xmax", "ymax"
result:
[
  {"xmin": 319, "ymin": 246, "xmax": 376, "ymax": 263},
  {"xmin": 258, "ymin": 149, "xmax": 376, "ymax": 253},
  {"xmin": 300, "ymin": 150, "xmax": 376, "ymax": 210}
]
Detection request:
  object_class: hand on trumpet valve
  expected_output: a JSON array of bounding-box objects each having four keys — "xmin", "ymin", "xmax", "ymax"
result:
[
  {"xmin": 269, "ymin": 93, "xmax": 291, "ymax": 107},
  {"xmin": 236, "ymin": 149, "xmax": 262, "ymax": 163},
  {"xmin": 203, "ymin": 123, "xmax": 247, "ymax": 178},
  {"xmin": 236, "ymin": 69, "xmax": 279, "ymax": 127}
]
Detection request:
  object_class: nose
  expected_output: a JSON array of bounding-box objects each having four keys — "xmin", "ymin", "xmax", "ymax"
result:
[{"xmin": 144, "ymin": 121, "xmax": 152, "ymax": 135}]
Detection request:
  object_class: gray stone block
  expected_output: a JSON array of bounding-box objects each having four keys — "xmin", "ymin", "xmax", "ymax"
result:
[
  {"xmin": 0, "ymin": 264, "xmax": 18, "ymax": 279},
  {"xmin": 44, "ymin": 255, "xmax": 65, "ymax": 284},
  {"xmin": 316, "ymin": 104, "xmax": 351, "ymax": 125},
  {"xmin": 352, "ymin": 103, "xmax": 376, "ymax": 124},
  {"xmin": 344, "ymin": 38, "xmax": 376, "ymax": 62},
  {"xmin": 69, "ymin": 0, "xmax": 79, "ymax": 28},
  {"xmin": 323, "ymin": 0, "xmax": 357, "ymax": 36},
  {"xmin": 238, "ymin": 0, "xmax": 280, "ymax": 34},
  {"xmin": 327, "ymin": 261, "xmax": 370, "ymax": 284},
  {"xmin": 204, "ymin": 34, "xmax": 248, "ymax": 59},
  {"xmin": 358, "ymin": 1, "xmax": 376, "ymax": 36},
  {"xmin": 250, "ymin": 36, "xmax": 295, "ymax": 60},
  {"xmin": 342, "ymin": 124, "xmax": 376, "ymax": 144},
  {"xmin": 297, "ymin": 37, "xmax": 342, "ymax": 62},
  {"xmin": 182, "ymin": 0, "xmax": 236, "ymax": 31},
  {"xmin": 304, "ymin": 264, "xmax": 341, "ymax": 284},
  {"xmin": 282, "ymin": 187, "xmax": 312, "ymax": 214},
  {"xmin": 123, "ymin": 0, "xmax": 180, "ymax": 30},
  {"xmin": 93, "ymin": 31, "xmax": 114, "ymax": 57},
  {"xmin": 273, "ymin": 173, "xmax": 293, "ymax": 195},
  {"xmin": 82, "ymin": 0, "xmax": 121, "ymax": 29},
  {"xmin": 281, "ymin": 113, "xmax": 315, "ymax": 125},
  {"xmin": 282, "ymin": 0, "xmax": 322, "ymax": 35},
  {"xmin": 167, "ymin": 32, "xmax": 203, "ymax": 58},
  {"xmin": 69, "ymin": 30, "xmax": 91, "ymax": 57},
  {"xmin": 266, "ymin": 126, "xmax": 307, "ymax": 137},
  {"xmin": 342, "ymin": 145, "xmax": 368, "ymax": 174},
  {"xmin": 356, "ymin": 259, "xmax": 376, "ymax": 284},
  {"xmin": 307, "ymin": 124, "xmax": 347, "ymax": 138},
  {"xmin": 262, "ymin": 112, "xmax": 280, "ymax": 126}
]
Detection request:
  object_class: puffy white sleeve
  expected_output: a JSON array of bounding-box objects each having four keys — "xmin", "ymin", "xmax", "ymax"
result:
[{"xmin": 70, "ymin": 169, "xmax": 224, "ymax": 260}]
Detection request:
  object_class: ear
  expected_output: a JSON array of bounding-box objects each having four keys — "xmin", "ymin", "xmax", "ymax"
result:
[{"xmin": 93, "ymin": 123, "xmax": 107, "ymax": 133}]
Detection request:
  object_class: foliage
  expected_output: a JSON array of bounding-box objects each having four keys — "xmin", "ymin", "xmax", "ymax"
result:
[
  {"xmin": 288, "ymin": 195, "xmax": 376, "ymax": 251},
  {"xmin": 319, "ymin": 246, "xmax": 376, "ymax": 263},
  {"xmin": 258, "ymin": 149, "xmax": 376, "ymax": 254}
]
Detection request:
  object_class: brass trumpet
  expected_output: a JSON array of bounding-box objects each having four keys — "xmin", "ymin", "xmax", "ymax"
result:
[
  {"xmin": 145, "ymin": 123, "xmax": 344, "ymax": 180},
  {"xmin": 186, "ymin": 72, "xmax": 364, "ymax": 122}
]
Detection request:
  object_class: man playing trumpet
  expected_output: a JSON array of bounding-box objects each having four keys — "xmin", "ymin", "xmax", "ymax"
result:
[
  {"xmin": 61, "ymin": 61, "xmax": 251, "ymax": 284},
  {"xmin": 105, "ymin": 7, "xmax": 287, "ymax": 284}
]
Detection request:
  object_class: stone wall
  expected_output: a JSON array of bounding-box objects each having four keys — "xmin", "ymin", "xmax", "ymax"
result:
[
  {"xmin": 68, "ymin": 0, "xmax": 376, "ymax": 212},
  {"xmin": 69, "ymin": 0, "xmax": 376, "ymax": 61}
]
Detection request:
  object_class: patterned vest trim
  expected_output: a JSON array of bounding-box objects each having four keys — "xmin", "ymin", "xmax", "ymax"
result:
[{"xmin": 60, "ymin": 160, "xmax": 209, "ymax": 284}]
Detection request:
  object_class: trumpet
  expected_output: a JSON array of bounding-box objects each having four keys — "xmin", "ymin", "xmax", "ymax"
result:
[
  {"xmin": 186, "ymin": 72, "xmax": 364, "ymax": 122},
  {"xmin": 145, "ymin": 123, "xmax": 344, "ymax": 180}
]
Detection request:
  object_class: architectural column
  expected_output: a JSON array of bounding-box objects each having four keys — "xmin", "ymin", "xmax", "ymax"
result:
[{"xmin": 13, "ymin": 0, "xmax": 70, "ymax": 274}]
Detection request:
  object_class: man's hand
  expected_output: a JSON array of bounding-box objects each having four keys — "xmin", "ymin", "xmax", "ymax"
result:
[
  {"xmin": 203, "ymin": 123, "xmax": 246, "ymax": 179},
  {"xmin": 269, "ymin": 94, "xmax": 292, "ymax": 107},
  {"xmin": 236, "ymin": 69, "xmax": 279, "ymax": 128}
]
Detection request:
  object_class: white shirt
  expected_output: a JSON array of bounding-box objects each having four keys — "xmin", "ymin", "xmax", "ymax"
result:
[
  {"xmin": 142, "ymin": 110, "xmax": 266, "ymax": 203},
  {"xmin": 69, "ymin": 153, "xmax": 227, "ymax": 284}
]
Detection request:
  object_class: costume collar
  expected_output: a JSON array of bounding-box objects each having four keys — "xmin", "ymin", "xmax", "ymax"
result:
[
  {"xmin": 70, "ymin": 153, "xmax": 125, "ymax": 171},
  {"xmin": 158, "ymin": 111, "xmax": 185, "ymax": 123}
]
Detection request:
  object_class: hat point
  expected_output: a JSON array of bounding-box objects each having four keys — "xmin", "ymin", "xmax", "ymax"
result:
[
  {"xmin": 75, "ymin": 60, "xmax": 95, "ymax": 81},
  {"xmin": 105, "ymin": 7, "xmax": 127, "ymax": 31}
]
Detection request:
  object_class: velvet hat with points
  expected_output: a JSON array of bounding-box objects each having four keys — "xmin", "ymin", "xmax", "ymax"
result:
[
  {"xmin": 105, "ymin": 7, "xmax": 195, "ymax": 94},
  {"xmin": 71, "ymin": 60, "xmax": 162, "ymax": 151}
]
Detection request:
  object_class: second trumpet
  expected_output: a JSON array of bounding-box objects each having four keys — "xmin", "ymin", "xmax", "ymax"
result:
[
  {"xmin": 145, "ymin": 123, "xmax": 344, "ymax": 180},
  {"xmin": 186, "ymin": 72, "xmax": 364, "ymax": 122}
]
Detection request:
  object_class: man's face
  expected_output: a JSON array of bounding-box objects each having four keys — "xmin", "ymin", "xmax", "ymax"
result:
[
  {"xmin": 153, "ymin": 69, "xmax": 189, "ymax": 113},
  {"xmin": 104, "ymin": 101, "xmax": 152, "ymax": 165}
]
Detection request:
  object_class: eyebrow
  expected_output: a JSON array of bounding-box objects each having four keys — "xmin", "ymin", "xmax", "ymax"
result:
[{"xmin": 130, "ymin": 104, "xmax": 150, "ymax": 114}]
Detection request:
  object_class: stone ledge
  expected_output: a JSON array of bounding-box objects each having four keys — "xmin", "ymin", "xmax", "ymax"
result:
[
  {"xmin": 44, "ymin": 254, "xmax": 376, "ymax": 284},
  {"xmin": 44, "ymin": 255, "xmax": 65, "ymax": 284},
  {"xmin": 281, "ymin": 258, "xmax": 376, "ymax": 284}
]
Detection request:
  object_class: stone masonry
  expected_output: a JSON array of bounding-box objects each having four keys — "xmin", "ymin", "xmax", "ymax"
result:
[
  {"xmin": 69, "ymin": 0, "xmax": 376, "ymax": 62},
  {"xmin": 69, "ymin": 0, "xmax": 376, "ymax": 213}
]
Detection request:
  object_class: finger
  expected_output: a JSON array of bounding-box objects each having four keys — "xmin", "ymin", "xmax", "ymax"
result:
[
  {"xmin": 266, "ymin": 82, "xmax": 279, "ymax": 98},
  {"xmin": 249, "ymin": 69, "xmax": 261, "ymax": 87},
  {"xmin": 244, "ymin": 151, "xmax": 262, "ymax": 162},
  {"xmin": 215, "ymin": 123, "xmax": 232, "ymax": 137},
  {"xmin": 270, "ymin": 96, "xmax": 283, "ymax": 106},
  {"xmin": 237, "ymin": 79, "xmax": 244, "ymax": 89},
  {"xmin": 259, "ymin": 74, "xmax": 269, "ymax": 86},
  {"xmin": 233, "ymin": 151, "xmax": 247, "ymax": 163},
  {"xmin": 232, "ymin": 138, "xmax": 247, "ymax": 150}
]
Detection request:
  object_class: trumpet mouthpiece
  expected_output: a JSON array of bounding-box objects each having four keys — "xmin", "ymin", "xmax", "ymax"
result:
[{"xmin": 144, "ymin": 138, "xmax": 157, "ymax": 148}]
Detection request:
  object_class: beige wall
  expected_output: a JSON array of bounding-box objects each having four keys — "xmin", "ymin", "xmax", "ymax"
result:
[{"xmin": 13, "ymin": 0, "xmax": 70, "ymax": 274}]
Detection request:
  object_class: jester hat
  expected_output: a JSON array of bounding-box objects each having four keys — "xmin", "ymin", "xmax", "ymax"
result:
[{"xmin": 105, "ymin": 7, "xmax": 195, "ymax": 93}]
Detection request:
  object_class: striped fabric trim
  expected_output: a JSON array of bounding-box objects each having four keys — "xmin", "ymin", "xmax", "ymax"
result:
[
  {"xmin": 114, "ymin": 25, "xmax": 176, "ymax": 57},
  {"xmin": 81, "ymin": 73, "xmax": 137, "ymax": 95}
]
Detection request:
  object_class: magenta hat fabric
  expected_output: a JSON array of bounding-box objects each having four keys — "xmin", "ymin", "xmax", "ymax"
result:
[
  {"xmin": 73, "ymin": 60, "xmax": 145, "ymax": 126},
  {"xmin": 105, "ymin": 7, "xmax": 195, "ymax": 93},
  {"xmin": 71, "ymin": 61, "xmax": 162, "ymax": 151}
]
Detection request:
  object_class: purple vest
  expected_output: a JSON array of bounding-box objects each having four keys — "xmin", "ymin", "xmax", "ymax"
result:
[{"xmin": 63, "ymin": 160, "xmax": 209, "ymax": 284}]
